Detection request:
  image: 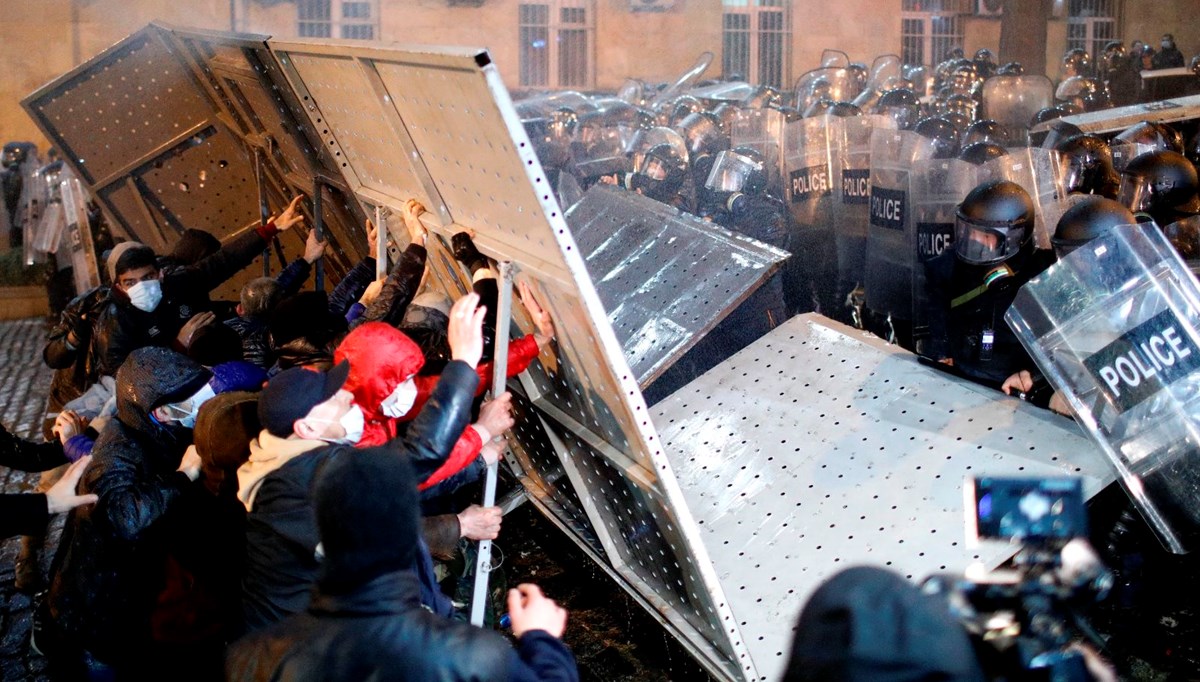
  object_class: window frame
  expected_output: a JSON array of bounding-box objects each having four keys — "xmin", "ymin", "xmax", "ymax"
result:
[
  {"xmin": 721, "ymin": 0, "xmax": 792, "ymax": 89},
  {"xmin": 518, "ymin": 1, "xmax": 596, "ymax": 90},
  {"xmin": 297, "ymin": 0, "xmax": 380, "ymax": 41}
]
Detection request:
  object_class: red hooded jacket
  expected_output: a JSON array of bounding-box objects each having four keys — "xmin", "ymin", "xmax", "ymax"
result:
[{"xmin": 334, "ymin": 323, "xmax": 540, "ymax": 491}]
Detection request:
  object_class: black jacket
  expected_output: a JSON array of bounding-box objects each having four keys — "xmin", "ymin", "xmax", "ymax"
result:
[
  {"xmin": 242, "ymin": 360, "xmax": 480, "ymax": 632},
  {"xmin": 44, "ymin": 286, "xmax": 110, "ymax": 411},
  {"xmin": 0, "ymin": 421, "xmax": 68, "ymax": 472},
  {"xmin": 45, "ymin": 348, "xmax": 210, "ymax": 665},
  {"xmin": 226, "ymin": 571, "xmax": 579, "ymax": 682},
  {"xmin": 92, "ymin": 226, "xmax": 277, "ymax": 377},
  {"xmin": 923, "ymin": 249, "xmax": 1053, "ymax": 385}
]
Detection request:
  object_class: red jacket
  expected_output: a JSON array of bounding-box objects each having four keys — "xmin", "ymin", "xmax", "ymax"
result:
[{"xmin": 334, "ymin": 323, "xmax": 539, "ymax": 491}]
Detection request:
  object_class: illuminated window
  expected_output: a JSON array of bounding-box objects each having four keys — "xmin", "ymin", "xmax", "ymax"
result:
[
  {"xmin": 519, "ymin": 1, "xmax": 595, "ymax": 89},
  {"xmin": 298, "ymin": 0, "xmax": 378, "ymax": 40},
  {"xmin": 1067, "ymin": 0, "xmax": 1118, "ymax": 61},
  {"xmin": 721, "ymin": 0, "xmax": 791, "ymax": 89},
  {"xmin": 901, "ymin": 0, "xmax": 970, "ymax": 68}
]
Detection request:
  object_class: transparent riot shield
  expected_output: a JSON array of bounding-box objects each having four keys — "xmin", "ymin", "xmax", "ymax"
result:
[
  {"xmin": 910, "ymin": 157, "xmax": 981, "ymax": 354},
  {"xmin": 1163, "ymin": 214, "xmax": 1200, "ymax": 276},
  {"xmin": 1109, "ymin": 141, "xmax": 1158, "ymax": 173},
  {"xmin": 793, "ymin": 67, "xmax": 855, "ymax": 116},
  {"xmin": 33, "ymin": 165, "xmax": 67, "ymax": 255},
  {"xmin": 1006, "ymin": 224, "xmax": 1200, "ymax": 553},
  {"xmin": 851, "ymin": 54, "xmax": 903, "ymax": 110},
  {"xmin": 570, "ymin": 126, "xmax": 632, "ymax": 181},
  {"xmin": 783, "ymin": 115, "xmax": 840, "ymax": 318},
  {"xmin": 864, "ymin": 128, "xmax": 924, "ymax": 339},
  {"xmin": 834, "ymin": 115, "xmax": 895, "ymax": 324},
  {"xmin": 981, "ymin": 75, "xmax": 1054, "ymax": 144},
  {"xmin": 820, "ymin": 49, "xmax": 850, "ymax": 68},
  {"xmin": 988, "ymin": 147, "xmax": 1070, "ymax": 251},
  {"xmin": 688, "ymin": 81, "xmax": 758, "ymax": 107},
  {"xmin": 14, "ymin": 150, "xmax": 44, "ymax": 264},
  {"xmin": 729, "ymin": 107, "xmax": 787, "ymax": 197},
  {"xmin": 60, "ymin": 170, "xmax": 102, "ymax": 294},
  {"xmin": 649, "ymin": 52, "xmax": 714, "ymax": 109}
]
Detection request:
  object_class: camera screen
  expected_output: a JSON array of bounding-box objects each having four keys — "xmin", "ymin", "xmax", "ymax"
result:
[{"xmin": 968, "ymin": 477, "xmax": 1087, "ymax": 542}]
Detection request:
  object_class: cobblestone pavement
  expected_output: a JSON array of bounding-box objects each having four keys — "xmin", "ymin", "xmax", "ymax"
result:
[{"xmin": 0, "ymin": 318, "xmax": 55, "ymax": 681}]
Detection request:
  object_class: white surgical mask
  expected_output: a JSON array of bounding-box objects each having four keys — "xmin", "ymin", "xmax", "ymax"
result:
[
  {"xmin": 380, "ymin": 377, "xmax": 418, "ymax": 418},
  {"xmin": 311, "ymin": 404, "xmax": 365, "ymax": 445},
  {"xmin": 152, "ymin": 383, "xmax": 216, "ymax": 429},
  {"xmin": 127, "ymin": 279, "xmax": 163, "ymax": 313}
]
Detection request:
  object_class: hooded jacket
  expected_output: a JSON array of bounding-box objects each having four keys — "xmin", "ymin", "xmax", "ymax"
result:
[
  {"xmin": 226, "ymin": 571, "xmax": 579, "ymax": 682},
  {"xmin": 45, "ymin": 347, "xmax": 211, "ymax": 665},
  {"xmin": 335, "ymin": 322, "xmax": 483, "ymax": 490}
]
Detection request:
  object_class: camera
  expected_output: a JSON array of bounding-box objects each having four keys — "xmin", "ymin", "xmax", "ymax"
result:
[{"xmin": 922, "ymin": 477, "xmax": 1114, "ymax": 681}]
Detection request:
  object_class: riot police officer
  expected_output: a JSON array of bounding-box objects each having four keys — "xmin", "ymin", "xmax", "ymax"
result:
[
  {"xmin": 923, "ymin": 180, "xmax": 1053, "ymax": 386},
  {"xmin": 1117, "ymin": 150, "xmax": 1200, "ymax": 227},
  {"xmin": 1054, "ymin": 134, "xmax": 1120, "ymax": 198}
]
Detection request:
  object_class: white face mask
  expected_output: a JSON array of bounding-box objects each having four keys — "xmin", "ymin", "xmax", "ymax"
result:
[
  {"xmin": 152, "ymin": 383, "xmax": 216, "ymax": 429},
  {"xmin": 311, "ymin": 404, "xmax": 365, "ymax": 445},
  {"xmin": 380, "ymin": 377, "xmax": 418, "ymax": 418},
  {"xmin": 126, "ymin": 279, "xmax": 163, "ymax": 313}
]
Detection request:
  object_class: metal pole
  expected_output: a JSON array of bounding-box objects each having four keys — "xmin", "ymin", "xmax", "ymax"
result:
[
  {"xmin": 313, "ymin": 178, "xmax": 324, "ymax": 292},
  {"xmin": 254, "ymin": 149, "xmax": 270, "ymax": 277},
  {"xmin": 374, "ymin": 205, "xmax": 387, "ymax": 279},
  {"xmin": 470, "ymin": 261, "xmax": 513, "ymax": 627}
]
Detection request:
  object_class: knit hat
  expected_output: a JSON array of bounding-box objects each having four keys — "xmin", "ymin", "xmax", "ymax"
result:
[
  {"xmin": 783, "ymin": 566, "xmax": 986, "ymax": 682},
  {"xmin": 105, "ymin": 241, "xmax": 147, "ymax": 282},
  {"xmin": 169, "ymin": 228, "xmax": 221, "ymax": 266},
  {"xmin": 257, "ymin": 360, "xmax": 350, "ymax": 438},
  {"xmin": 314, "ymin": 446, "xmax": 419, "ymax": 594}
]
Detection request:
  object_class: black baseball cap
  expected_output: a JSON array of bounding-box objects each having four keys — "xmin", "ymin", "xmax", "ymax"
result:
[{"xmin": 258, "ymin": 360, "xmax": 351, "ymax": 438}]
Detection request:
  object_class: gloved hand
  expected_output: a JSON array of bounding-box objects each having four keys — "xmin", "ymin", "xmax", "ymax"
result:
[{"xmin": 208, "ymin": 361, "xmax": 268, "ymax": 394}]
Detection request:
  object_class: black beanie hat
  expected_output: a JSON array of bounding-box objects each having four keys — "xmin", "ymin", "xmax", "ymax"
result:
[
  {"xmin": 269, "ymin": 291, "xmax": 346, "ymax": 348},
  {"xmin": 314, "ymin": 447, "xmax": 419, "ymax": 594},
  {"xmin": 783, "ymin": 566, "xmax": 986, "ymax": 682}
]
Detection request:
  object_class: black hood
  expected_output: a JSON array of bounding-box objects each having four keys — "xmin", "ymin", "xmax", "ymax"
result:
[{"xmin": 114, "ymin": 346, "xmax": 212, "ymax": 440}]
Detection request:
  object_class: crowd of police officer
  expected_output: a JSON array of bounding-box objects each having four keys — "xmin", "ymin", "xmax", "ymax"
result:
[{"xmin": 514, "ymin": 43, "xmax": 1200, "ymax": 679}]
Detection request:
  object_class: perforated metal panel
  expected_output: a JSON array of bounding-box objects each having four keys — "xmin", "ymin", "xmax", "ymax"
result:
[
  {"xmin": 652, "ymin": 314, "xmax": 1115, "ymax": 682},
  {"xmin": 567, "ymin": 184, "xmax": 788, "ymax": 387},
  {"xmin": 267, "ymin": 38, "xmax": 757, "ymax": 681},
  {"xmin": 22, "ymin": 24, "xmax": 364, "ymax": 295}
]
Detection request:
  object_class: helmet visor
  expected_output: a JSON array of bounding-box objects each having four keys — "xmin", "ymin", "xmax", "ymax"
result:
[
  {"xmin": 1117, "ymin": 173, "xmax": 1157, "ymax": 214},
  {"xmin": 1109, "ymin": 141, "xmax": 1157, "ymax": 171},
  {"xmin": 954, "ymin": 214, "xmax": 1027, "ymax": 265},
  {"xmin": 638, "ymin": 155, "xmax": 672, "ymax": 181},
  {"xmin": 704, "ymin": 150, "xmax": 761, "ymax": 192}
]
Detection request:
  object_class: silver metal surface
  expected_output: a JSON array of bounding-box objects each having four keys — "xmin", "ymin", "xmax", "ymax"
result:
[
  {"xmin": 1032, "ymin": 94, "xmax": 1200, "ymax": 136},
  {"xmin": 567, "ymin": 184, "xmax": 788, "ymax": 388},
  {"xmin": 652, "ymin": 314, "xmax": 1114, "ymax": 682}
]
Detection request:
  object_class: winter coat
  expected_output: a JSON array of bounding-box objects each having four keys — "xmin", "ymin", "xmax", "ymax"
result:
[
  {"xmin": 44, "ymin": 286, "xmax": 110, "ymax": 412},
  {"xmin": 354, "ymin": 244, "xmax": 426, "ymax": 329},
  {"xmin": 45, "ymin": 347, "xmax": 212, "ymax": 666},
  {"xmin": 240, "ymin": 360, "xmax": 480, "ymax": 632},
  {"xmin": 225, "ymin": 570, "xmax": 579, "ymax": 682},
  {"xmin": 92, "ymin": 224, "xmax": 280, "ymax": 377}
]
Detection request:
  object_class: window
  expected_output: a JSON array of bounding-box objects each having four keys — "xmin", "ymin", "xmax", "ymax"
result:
[
  {"xmin": 297, "ymin": 0, "xmax": 378, "ymax": 40},
  {"xmin": 900, "ymin": 0, "xmax": 970, "ymax": 68},
  {"xmin": 519, "ymin": 1, "xmax": 595, "ymax": 89},
  {"xmin": 1067, "ymin": 0, "xmax": 1118, "ymax": 61},
  {"xmin": 722, "ymin": 0, "xmax": 790, "ymax": 89}
]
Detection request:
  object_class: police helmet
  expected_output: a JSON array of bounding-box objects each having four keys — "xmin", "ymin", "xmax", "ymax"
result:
[
  {"xmin": 1051, "ymin": 196, "xmax": 1136, "ymax": 259},
  {"xmin": 914, "ymin": 116, "xmax": 960, "ymax": 159},
  {"xmin": 954, "ymin": 180, "xmax": 1035, "ymax": 265},
  {"xmin": 1054, "ymin": 134, "xmax": 1119, "ymax": 198},
  {"xmin": 1118, "ymin": 150, "xmax": 1200, "ymax": 224},
  {"xmin": 874, "ymin": 88, "xmax": 920, "ymax": 130},
  {"xmin": 963, "ymin": 119, "xmax": 1010, "ymax": 148},
  {"xmin": 959, "ymin": 142, "xmax": 1008, "ymax": 166},
  {"xmin": 705, "ymin": 146, "xmax": 768, "ymax": 196}
]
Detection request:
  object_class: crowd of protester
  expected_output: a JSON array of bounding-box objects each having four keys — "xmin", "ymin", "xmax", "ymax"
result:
[{"xmin": 0, "ymin": 192, "xmax": 578, "ymax": 680}]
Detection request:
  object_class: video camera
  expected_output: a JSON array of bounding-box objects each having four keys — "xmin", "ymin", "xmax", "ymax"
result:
[{"xmin": 922, "ymin": 477, "xmax": 1114, "ymax": 681}]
